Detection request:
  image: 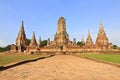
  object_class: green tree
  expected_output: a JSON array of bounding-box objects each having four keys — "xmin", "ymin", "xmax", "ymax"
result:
[
  {"xmin": 40, "ymin": 40, "xmax": 47, "ymax": 47},
  {"xmin": 112, "ymin": 45, "xmax": 118, "ymax": 49},
  {"xmin": 0, "ymin": 45, "xmax": 11, "ymax": 52},
  {"xmin": 77, "ymin": 41, "xmax": 85, "ymax": 46},
  {"xmin": 27, "ymin": 39, "xmax": 31, "ymax": 45}
]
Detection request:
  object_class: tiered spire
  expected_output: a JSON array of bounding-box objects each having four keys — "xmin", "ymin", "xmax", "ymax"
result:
[
  {"xmin": 20, "ymin": 21, "xmax": 25, "ymax": 33},
  {"xmin": 38, "ymin": 36, "xmax": 41, "ymax": 47},
  {"xmin": 73, "ymin": 38, "xmax": 76, "ymax": 46},
  {"xmin": 86, "ymin": 30, "xmax": 94, "ymax": 46},
  {"xmin": 95, "ymin": 20, "xmax": 109, "ymax": 48},
  {"xmin": 16, "ymin": 21, "xmax": 28, "ymax": 46},
  {"xmin": 98, "ymin": 20, "xmax": 106, "ymax": 35},
  {"xmin": 47, "ymin": 38, "xmax": 50, "ymax": 46},
  {"xmin": 29, "ymin": 31, "xmax": 37, "ymax": 47},
  {"xmin": 57, "ymin": 16, "xmax": 66, "ymax": 34},
  {"xmin": 54, "ymin": 17, "xmax": 70, "ymax": 48},
  {"xmin": 81, "ymin": 36, "xmax": 85, "ymax": 44}
]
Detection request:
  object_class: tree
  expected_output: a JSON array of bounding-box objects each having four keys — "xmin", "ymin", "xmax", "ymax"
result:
[
  {"xmin": 26, "ymin": 39, "xmax": 47, "ymax": 47},
  {"xmin": 77, "ymin": 41, "xmax": 85, "ymax": 46},
  {"xmin": 27, "ymin": 39, "xmax": 31, "ymax": 45},
  {"xmin": 40, "ymin": 40, "xmax": 47, "ymax": 47},
  {"xmin": 112, "ymin": 45, "xmax": 118, "ymax": 49},
  {"xmin": 0, "ymin": 45, "xmax": 11, "ymax": 52}
]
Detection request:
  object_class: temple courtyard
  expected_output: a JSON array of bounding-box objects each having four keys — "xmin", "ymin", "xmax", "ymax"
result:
[{"xmin": 0, "ymin": 55, "xmax": 120, "ymax": 80}]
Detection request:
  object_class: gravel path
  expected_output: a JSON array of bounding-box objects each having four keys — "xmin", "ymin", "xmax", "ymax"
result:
[{"xmin": 0, "ymin": 55, "xmax": 120, "ymax": 80}]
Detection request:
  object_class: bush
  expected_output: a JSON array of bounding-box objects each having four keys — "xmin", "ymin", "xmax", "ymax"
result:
[
  {"xmin": 40, "ymin": 40, "xmax": 47, "ymax": 47},
  {"xmin": 0, "ymin": 45, "xmax": 10, "ymax": 52},
  {"xmin": 112, "ymin": 45, "xmax": 118, "ymax": 49},
  {"xmin": 77, "ymin": 41, "xmax": 85, "ymax": 46}
]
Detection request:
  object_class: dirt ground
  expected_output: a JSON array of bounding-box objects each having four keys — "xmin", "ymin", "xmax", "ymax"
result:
[{"xmin": 0, "ymin": 55, "xmax": 120, "ymax": 80}]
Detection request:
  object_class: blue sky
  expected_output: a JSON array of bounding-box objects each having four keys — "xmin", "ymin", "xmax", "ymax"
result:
[{"xmin": 0, "ymin": 0, "xmax": 120, "ymax": 47}]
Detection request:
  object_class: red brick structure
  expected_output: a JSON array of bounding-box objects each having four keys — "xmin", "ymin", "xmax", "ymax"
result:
[
  {"xmin": 95, "ymin": 21, "xmax": 109, "ymax": 49},
  {"xmin": 86, "ymin": 30, "xmax": 94, "ymax": 48},
  {"xmin": 10, "ymin": 17, "xmax": 112, "ymax": 53}
]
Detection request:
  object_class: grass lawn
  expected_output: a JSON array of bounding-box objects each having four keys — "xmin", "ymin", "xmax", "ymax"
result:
[
  {"xmin": 78, "ymin": 54, "xmax": 120, "ymax": 64},
  {"xmin": 0, "ymin": 54, "xmax": 43, "ymax": 66}
]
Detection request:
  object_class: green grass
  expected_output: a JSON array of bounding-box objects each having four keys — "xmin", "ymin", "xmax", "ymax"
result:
[
  {"xmin": 0, "ymin": 54, "xmax": 43, "ymax": 66},
  {"xmin": 78, "ymin": 54, "xmax": 120, "ymax": 64}
]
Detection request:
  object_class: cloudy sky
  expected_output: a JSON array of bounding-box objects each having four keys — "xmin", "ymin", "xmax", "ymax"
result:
[{"xmin": 0, "ymin": 0, "xmax": 120, "ymax": 47}]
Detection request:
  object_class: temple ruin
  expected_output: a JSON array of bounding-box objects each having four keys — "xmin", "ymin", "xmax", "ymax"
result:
[{"xmin": 10, "ymin": 17, "xmax": 112, "ymax": 54}]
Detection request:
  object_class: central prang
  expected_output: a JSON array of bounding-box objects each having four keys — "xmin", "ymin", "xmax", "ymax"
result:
[{"xmin": 54, "ymin": 17, "xmax": 71, "ymax": 50}]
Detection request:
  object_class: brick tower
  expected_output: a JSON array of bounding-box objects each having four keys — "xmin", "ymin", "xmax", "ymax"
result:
[
  {"xmin": 86, "ymin": 30, "xmax": 94, "ymax": 48},
  {"xmin": 29, "ymin": 31, "xmax": 37, "ymax": 47},
  {"xmin": 16, "ymin": 21, "xmax": 28, "ymax": 52},
  {"xmin": 81, "ymin": 36, "xmax": 85, "ymax": 44},
  {"xmin": 54, "ymin": 17, "xmax": 71, "ymax": 50},
  {"xmin": 95, "ymin": 21, "xmax": 109, "ymax": 49}
]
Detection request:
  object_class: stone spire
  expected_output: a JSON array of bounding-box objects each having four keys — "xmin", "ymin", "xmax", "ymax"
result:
[
  {"xmin": 16, "ymin": 21, "xmax": 28, "ymax": 47},
  {"xmin": 38, "ymin": 36, "xmax": 41, "ymax": 47},
  {"xmin": 86, "ymin": 30, "xmax": 94, "ymax": 46},
  {"xmin": 81, "ymin": 36, "xmax": 85, "ymax": 44},
  {"xmin": 54, "ymin": 16, "xmax": 70, "ymax": 48},
  {"xmin": 57, "ymin": 16, "xmax": 67, "ymax": 34},
  {"xmin": 20, "ymin": 21, "xmax": 25, "ymax": 33},
  {"xmin": 99, "ymin": 20, "xmax": 106, "ymax": 35},
  {"xmin": 47, "ymin": 38, "xmax": 50, "ymax": 46},
  {"xmin": 29, "ymin": 31, "xmax": 37, "ymax": 47},
  {"xmin": 73, "ymin": 38, "xmax": 76, "ymax": 46},
  {"xmin": 95, "ymin": 20, "xmax": 109, "ymax": 48}
]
